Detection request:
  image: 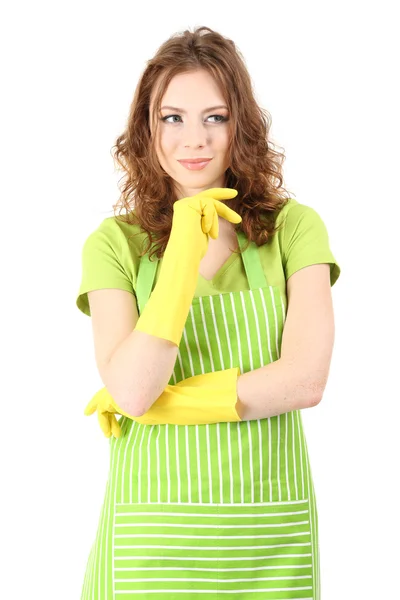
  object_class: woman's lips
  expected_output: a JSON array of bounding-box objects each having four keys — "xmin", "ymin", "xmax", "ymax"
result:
[{"xmin": 178, "ymin": 159, "xmax": 212, "ymax": 171}]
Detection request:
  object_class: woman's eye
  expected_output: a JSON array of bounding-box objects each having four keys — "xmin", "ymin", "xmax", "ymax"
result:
[
  {"xmin": 208, "ymin": 114, "xmax": 227, "ymax": 123},
  {"xmin": 161, "ymin": 114, "xmax": 227, "ymax": 124},
  {"xmin": 162, "ymin": 115, "xmax": 182, "ymax": 123}
]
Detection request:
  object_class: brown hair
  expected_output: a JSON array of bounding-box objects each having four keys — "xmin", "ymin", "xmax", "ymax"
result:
[{"xmin": 111, "ymin": 26, "xmax": 294, "ymax": 260}]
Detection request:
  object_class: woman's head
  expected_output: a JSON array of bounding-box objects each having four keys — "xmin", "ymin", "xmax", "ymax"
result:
[
  {"xmin": 149, "ymin": 68, "xmax": 231, "ymax": 200},
  {"xmin": 113, "ymin": 26, "xmax": 292, "ymax": 259}
]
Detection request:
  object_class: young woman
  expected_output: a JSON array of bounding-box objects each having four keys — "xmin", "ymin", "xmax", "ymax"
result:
[{"xmin": 77, "ymin": 25, "xmax": 340, "ymax": 600}]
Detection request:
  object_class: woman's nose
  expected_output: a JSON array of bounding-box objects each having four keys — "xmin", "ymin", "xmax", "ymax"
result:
[{"xmin": 182, "ymin": 121, "xmax": 209, "ymax": 148}]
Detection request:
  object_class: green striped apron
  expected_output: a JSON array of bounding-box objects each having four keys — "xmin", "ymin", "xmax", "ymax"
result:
[{"xmin": 81, "ymin": 230, "xmax": 320, "ymax": 599}]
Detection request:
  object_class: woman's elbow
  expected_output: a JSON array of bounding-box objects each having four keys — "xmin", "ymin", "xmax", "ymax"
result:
[
  {"xmin": 304, "ymin": 374, "xmax": 329, "ymax": 408},
  {"xmin": 115, "ymin": 391, "xmax": 148, "ymax": 418},
  {"xmin": 295, "ymin": 363, "xmax": 330, "ymax": 409}
]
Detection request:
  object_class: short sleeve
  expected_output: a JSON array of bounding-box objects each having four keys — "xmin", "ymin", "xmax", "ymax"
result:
[
  {"xmin": 282, "ymin": 202, "xmax": 340, "ymax": 286},
  {"xmin": 76, "ymin": 218, "xmax": 135, "ymax": 317}
]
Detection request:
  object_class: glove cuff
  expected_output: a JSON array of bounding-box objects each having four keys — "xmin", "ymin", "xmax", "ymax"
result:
[{"xmin": 136, "ymin": 367, "xmax": 242, "ymax": 425}]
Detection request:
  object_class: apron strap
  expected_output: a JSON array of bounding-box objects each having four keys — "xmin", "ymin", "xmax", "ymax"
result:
[
  {"xmin": 135, "ymin": 251, "xmax": 158, "ymax": 315},
  {"xmin": 237, "ymin": 230, "xmax": 268, "ymax": 290}
]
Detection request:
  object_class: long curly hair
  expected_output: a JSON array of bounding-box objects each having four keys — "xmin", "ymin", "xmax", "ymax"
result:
[{"xmin": 112, "ymin": 26, "xmax": 294, "ymax": 260}]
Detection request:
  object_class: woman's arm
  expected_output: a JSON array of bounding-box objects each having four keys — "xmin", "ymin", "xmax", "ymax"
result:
[
  {"xmin": 236, "ymin": 263, "xmax": 335, "ymax": 419},
  {"xmin": 102, "ymin": 263, "xmax": 334, "ymax": 429},
  {"xmin": 138, "ymin": 263, "xmax": 335, "ymax": 423}
]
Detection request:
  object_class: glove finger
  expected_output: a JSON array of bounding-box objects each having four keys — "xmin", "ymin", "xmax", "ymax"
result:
[
  {"xmin": 84, "ymin": 397, "xmax": 97, "ymax": 416},
  {"xmin": 201, "ymin": 198, "xmax": 215, "ymax": 234},
  {"xmin": 98, "ymin": 410, "xmax": 111, "ymax": 438},
  {"xmin": 110, "ymin": 415, "xmax": 121, "ymax": 439},
  {"xmin": 214, "ymin": 200, "xmax": 242, "ymax": 224},
  {"xmin": 201, "ymin": 187, "xmax": 238, "ymax": 201},
  {"xmin": 84, "ymin": 387, "xmax": 109, "ymax": 416},
  {"xmin": 208, "ymin": 210, "xmax": 219, "ymax": 239}
]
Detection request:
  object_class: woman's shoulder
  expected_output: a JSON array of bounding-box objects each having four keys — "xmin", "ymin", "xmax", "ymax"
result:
[
  {"xmin": 273, "ymin": 197, "xmax": 340, "ymax": 286},
  {"xmin": 275, "ymin": 197, "xmax": 317, "ymax": 226},
  {"xmin": 274, "ymin": 197, "xmax": 330, "ymax": 241}
]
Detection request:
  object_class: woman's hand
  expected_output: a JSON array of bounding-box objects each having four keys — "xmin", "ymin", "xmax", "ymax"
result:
[
  {"xmin": 135, "ymin": 187, "xmax": 242, "ymax": 348},
  {"xmin": 84, "ymin": 387, "xmax": 129, "ymax": 439},
  {"xmin": 173, "ymin": 188, "xmax": 241, "ymax": 256}
]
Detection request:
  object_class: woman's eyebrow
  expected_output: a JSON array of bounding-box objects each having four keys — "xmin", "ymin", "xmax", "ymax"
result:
[{"xmin": 160, "ymin": 105, "xmax": 228, "ymax": 113}]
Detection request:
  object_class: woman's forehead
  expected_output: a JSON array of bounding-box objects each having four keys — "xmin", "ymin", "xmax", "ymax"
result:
[{"xmin": 151, "ymin": 70, "xmax": 225, "ymax": 106}]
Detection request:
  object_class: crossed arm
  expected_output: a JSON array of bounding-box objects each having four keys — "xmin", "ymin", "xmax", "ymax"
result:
[
  {"xmin": 87, "ymin": 264, "xmax": 334, "ymax": 435},
  {"xmin": 144, "ymin": 263, "xmax": 334, "ymax": 421}
]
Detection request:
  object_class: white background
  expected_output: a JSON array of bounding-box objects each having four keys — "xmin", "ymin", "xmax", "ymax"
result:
[{"xmin": 1, "ymin": 1, "xmax": 399, "ymax": 598}]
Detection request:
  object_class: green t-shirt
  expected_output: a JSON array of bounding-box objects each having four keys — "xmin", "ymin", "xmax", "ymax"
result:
[{"xmin": 76, "ymin": 198, "xmax": 340, "ymax": 317}]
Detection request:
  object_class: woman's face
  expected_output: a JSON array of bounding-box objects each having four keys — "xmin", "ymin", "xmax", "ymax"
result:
[{"xmin": 149, "ymin": 69, "xmax": 231, "ymax": 199}]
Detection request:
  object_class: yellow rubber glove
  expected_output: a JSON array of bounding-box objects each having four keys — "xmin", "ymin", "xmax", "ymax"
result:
[
  {"xmin": 83, "ymin": 388, "xmax": 139, "ymax": 439},
  {"xmin": 134, "ymin": 188, "xmax": 241, "ymax": 347},
  {"xmin": 84, "ymin": 367, "xmax": 242, "ymax": 438}
]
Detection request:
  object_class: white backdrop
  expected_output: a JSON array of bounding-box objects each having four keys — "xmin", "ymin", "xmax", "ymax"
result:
[{"xmin": 1, "ymin": 1, "xmax": 399, "ymax": 598}]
